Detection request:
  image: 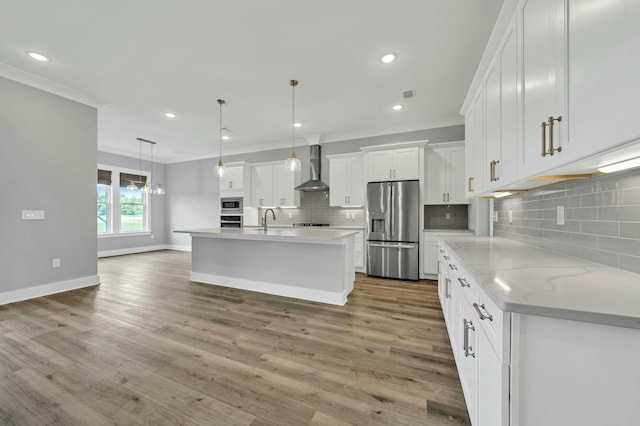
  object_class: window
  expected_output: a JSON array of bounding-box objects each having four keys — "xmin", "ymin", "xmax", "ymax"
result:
[
  {"xmin": 97, "ymin": 169, "xmax": 112, "ymax": 234},
  {"xmin": 97, "ymin": 166, "xmax": 150, "ymax": 235}
]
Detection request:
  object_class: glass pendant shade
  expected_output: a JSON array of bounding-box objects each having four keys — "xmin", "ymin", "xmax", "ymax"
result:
[
  {"xmin": 284, "ymin": 79, "xmax": 301, "ymax": 172},
  {"xmin": 216, "ymin": 160, "xmax": 226, "ymax": 177},
  {"xmin": 284, "ymin": 152, "xmax": 302, "ymax": 172},
  {"xmin": 127, "ymin": 181, "xmax": 137, "ymax": 191},
  {"xmin": 152, "ymin": 184, "xmax": 165, "ymax": 195}
]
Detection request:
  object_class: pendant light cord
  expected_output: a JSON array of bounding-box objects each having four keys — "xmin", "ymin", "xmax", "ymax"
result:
[
  {"xmin": 218, "ymin": 99, "xmax": 225, "ymax": 162},
  {"xmin": 291, "ymin": 80, "xmax": 297, "ymax": 153}
]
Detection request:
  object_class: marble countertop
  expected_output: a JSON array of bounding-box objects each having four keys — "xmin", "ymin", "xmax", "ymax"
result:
[
  {"xmin": 175, "ymin": 227, "xmax": 358, "ymax": 244},
  {"xmin": 439, "ymin": 236, "xmax": 640, "ymax": 329},
  {"xmin": 424, "ymin": 229, "xmax": 474, "ymax": 233}
]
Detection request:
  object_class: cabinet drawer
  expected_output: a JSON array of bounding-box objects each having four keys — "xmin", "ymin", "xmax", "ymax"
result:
[{"xmin": 472, "ymin": 288, "xmax": 510, "ymax": 363}]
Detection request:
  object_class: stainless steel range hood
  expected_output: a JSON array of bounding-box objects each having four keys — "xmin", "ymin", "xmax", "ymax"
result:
[{"xmin": 295, "ymin": 144, "xmax": 330, "ymax": 192}]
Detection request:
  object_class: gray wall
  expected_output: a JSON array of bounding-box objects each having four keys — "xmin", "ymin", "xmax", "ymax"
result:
[
  {"xmin": 0, "ymin": 77, "xmax": 97, "ymax": 292},
  {"xmin": 494, "ymin": 168, "xmax": 640, "ymax": 274},
  {"xmin": 166, "ymin": 157, "xmax": 220, "ymax": 247},
  {"xmin": 97, "ymin": 150, "xmax": 167, "ymax": 253}
]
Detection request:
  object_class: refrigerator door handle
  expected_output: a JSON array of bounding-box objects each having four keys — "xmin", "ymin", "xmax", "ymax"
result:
[
  {"xmin": 389, "ymin": 183, "xmax": 394, "ymax": 240},
  {"xmin": 368, "ymin": 243, "xmax": 416, "ymax": 249}
]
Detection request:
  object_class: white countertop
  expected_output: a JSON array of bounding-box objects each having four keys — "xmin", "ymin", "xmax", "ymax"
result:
[
  {"xmin": 424, "ymin": 229, "xmax": 474, "ymax": 233},
  {"xmin": 439, "ymin": 236, "xmax": 640, "ymax": 329},
  {"xmin": 175, "ymin": 227, "xmax": 358, "ymax": 245}
]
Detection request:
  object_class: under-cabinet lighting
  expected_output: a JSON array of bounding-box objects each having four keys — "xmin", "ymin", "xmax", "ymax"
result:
[
  {"xmin": 278, "ymin": 206, "xmax": 298, "ymax": 209},
  {"xmin": 598, "ymin": 157, "xmax": 640, "ymax": 173},
  {"xmin": 494, "ymin": 192, "xmax": 512, "ymax": 198}
]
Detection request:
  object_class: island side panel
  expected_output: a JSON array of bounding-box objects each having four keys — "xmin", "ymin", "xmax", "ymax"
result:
[{"xmin": 189, "ymin": 236, "xmax": 353, "ymax": 305}]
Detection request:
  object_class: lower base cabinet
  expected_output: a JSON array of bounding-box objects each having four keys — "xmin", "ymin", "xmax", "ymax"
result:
[{"xmin": 439, "ymin": 240, "xmax": 640, "ymax": 426}]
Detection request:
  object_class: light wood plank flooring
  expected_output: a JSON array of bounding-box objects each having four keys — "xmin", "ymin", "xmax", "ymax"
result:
[{"xmin": 0, "ymin": 250, "xmax": 470, "ymax": 425}]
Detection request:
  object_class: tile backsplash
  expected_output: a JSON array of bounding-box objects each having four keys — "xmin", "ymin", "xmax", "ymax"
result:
[
  {"xmin": 424, "ymin": 204, "xmax": 469, "ymax": 230},
  {"xmin": 257, "ymin": 191, "xmax": 365, "ymax": 227},
  {"xmin": 494, "ymin": 168, "xmax": 640, "ymax": 274}
]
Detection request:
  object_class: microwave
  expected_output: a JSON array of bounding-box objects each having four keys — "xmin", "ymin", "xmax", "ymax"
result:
[{"xmin": 220, "ymin": 197, "xmax": 243, "ymax": 214}]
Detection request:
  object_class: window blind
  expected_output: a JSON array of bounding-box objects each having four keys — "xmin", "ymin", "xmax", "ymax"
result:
[{"xmin": 98, "ymin": 169, "xmax": 112, "ymax": 185}]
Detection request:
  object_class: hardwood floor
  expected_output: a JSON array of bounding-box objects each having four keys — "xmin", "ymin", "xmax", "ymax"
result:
[{"xmin": 0, "ymin": 250, "xmax": 470, "ymax": 425}]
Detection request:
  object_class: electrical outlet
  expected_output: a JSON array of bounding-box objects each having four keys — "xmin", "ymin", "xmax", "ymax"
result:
[
  {"xmin": 493, "ymin": 211, "xmax": 499, "ymax": 222},
  {"xmin": 508, "ymin": 211, "xmax": 513, "ymax": 224},
  {"xmin": 445, "ymin": 212, "xmax": 451, "ymax": 220},
  {"xmin": 288, "ymin": 212, "xmax": 292, "ymax": 219},
  {"xmin": 52, "ymin": 258, "xmax": 61, "ymax": 268},
  {"xmin": 557, "ymin": 205, "xmax": 565, "ymax": 225}
]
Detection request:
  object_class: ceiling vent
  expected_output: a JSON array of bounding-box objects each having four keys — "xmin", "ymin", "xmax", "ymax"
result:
[{"xmin": 403, "ymin": 90, "xmax": 415, "ymax": 99}]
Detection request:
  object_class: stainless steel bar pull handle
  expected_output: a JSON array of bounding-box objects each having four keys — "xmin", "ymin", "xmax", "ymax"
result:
[
  {"xmin": 464, "ymin": 319, "xmax": 475, "ymax": 358},
  {"xmin": 468, "ymin": 177, "xmax": 474, "ymax": 192},
  {"xmin": 548, "ymin": 116, "xmax": 563, "ymax": 156},
  {"xmin": 541, "ymin": 121, "xmax": 548, "ymax": 157},
  {"xmin": 494, "ymin": 160, "xmax": 500, "ymax": 181},
  {"xmin": 473, "ymin": 303, "xmax": 494, "ymax": 321},
  {"xmin": 448, "ymin": 263, "xmax": 457, "ymax": 270},
  {"xmin": 445, "ymin": 278, "xmax": 451, "ymax": 298},
  {"xmin": 458, "ymin": 277, "xmax": 470, "ymax": 288}
]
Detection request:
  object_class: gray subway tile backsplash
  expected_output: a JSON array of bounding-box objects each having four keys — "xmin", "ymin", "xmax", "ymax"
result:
[{"xmin": 494, "ymin": 168, "xmax": 640, "ymax": 275}]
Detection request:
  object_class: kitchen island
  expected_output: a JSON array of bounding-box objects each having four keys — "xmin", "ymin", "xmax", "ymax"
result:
[{"xmin": 174, "ymin": 228, "xmax": 358, "ymax": 305}]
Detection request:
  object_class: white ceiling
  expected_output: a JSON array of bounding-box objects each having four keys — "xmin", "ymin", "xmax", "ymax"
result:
[{"xmin": 0, "ymin": 0, "xmax": 503, "ymax": 163}]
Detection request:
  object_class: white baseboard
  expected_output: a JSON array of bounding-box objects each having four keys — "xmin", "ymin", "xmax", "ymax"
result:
[
  {"xmin": 190, "ymin": 272, "xmax": 348, "ymax": 306},
  {"xmin": 0, "ymin": 275, "xmax": 100, "ymax": 306},
  {"xmin": 98, "ymin": 245, "xmax": 168, "ymax": 258},
  {"xmin": 166, "ymin": 244, "xmax": 192, "ymax": 252}
]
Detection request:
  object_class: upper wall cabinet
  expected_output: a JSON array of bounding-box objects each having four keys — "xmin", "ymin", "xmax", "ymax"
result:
[
  {"xmin": 461, "ymin": 0, "xmax": 640, "ymax": 195},
  {"xmin": 365, "ymin": 146, "xmax": 420, "ymax": 181},
  {"xmin": 465, "ymin": 89, "xmax": 485, "ymax": 197},
  {"xmin": 484, "ymin": 16, "xmax": 518, "ymax": 191},
  {"xmin": 251, "ymin": 162, "xmax": 300, "ymax": 208},
  {"xmin": 519, "ymin": 0, "xmax": 568, "ymax": 178},
  {"xmin": 219, "ymin": 162, "xmax": 251, "ymax": 198},
  {"xmin": 425, "ymin": 145, "xmax": 468, "ymax": 205},
  {"xmin": 567, "ymin": 0, "xmax": 640, "ymax": 159},
  {"xmin": 327, "ymin": 153, "xmax": 365, "ymax": 207}
]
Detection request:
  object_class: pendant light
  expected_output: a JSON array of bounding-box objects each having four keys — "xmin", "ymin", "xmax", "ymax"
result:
[
  {"xmin": 215, "ymin": 99, "xmax": 226, "ymax": 177},
  {"xmin": 150, "ymin": 141, "xmax": 165, "ymax": 195},
  {"xmin": 284, "ymin": 79, "xmax": 302, "ymax": 172}
]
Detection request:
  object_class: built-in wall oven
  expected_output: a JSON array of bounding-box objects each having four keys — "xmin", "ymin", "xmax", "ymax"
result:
[{"xmin": 220, "ymin": 197, "xmax": 243, "ymax": 228}]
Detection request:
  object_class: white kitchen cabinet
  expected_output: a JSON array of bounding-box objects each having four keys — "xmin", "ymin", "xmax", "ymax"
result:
[
  {"xmin": 219, "ymin": 163, "xmax": 251, "ymax": 199},
  {"xmin": 519, "ymin": 0, "xmax": 567, "ymax": 178},
  {"xmin": 465, "ymin": 90, "xmax": 484, "ymax": 198},
  {"xmin": 425, "ymin": 145, "xmax": 468, "ymax": 205},
  {"xmin": 438, "ymin": 242, "xmax": 510, "ymax": 426},
  {"xmin": 484, "ymin": 17, "xmax": 518, "ymax": 191},
  {"xmin": 365, "ymin": 147, "xmax": 420, "ymax": 181},
  {"xmin": 567, "ymin": 0, "xmax": 640, "ymax": 160},
  {"xmin": 330, "ymin": 227, "xmax": 365, "ymax": 272},
  {"xmin": 272, "ymin": 166, "xmax": 300, "ymax": 207},
  {"xmin": 251, "ymin": 163, "xmax": 300, "ymax": 208},
  {"xmin": 327, "ymin": 153, "xmax": 365, "ymax": 207}
]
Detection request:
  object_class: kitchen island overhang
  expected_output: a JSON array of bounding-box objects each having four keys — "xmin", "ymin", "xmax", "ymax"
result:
[{"xmin": 174, "ymin": 228, "xmax": 358, "ymax": 305}]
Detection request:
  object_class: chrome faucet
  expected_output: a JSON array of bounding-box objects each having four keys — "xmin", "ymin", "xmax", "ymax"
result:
[{"xmin": 262, "ymin": 208, "xmax": 276, "ymax": 230}]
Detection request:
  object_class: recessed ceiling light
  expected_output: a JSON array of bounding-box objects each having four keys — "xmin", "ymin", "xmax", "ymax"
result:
[
  {"xmin": 380, "ymin": 53, "xmax": 397, "ymax": 64},
  {"xmin": 26, "ymin": 51, "xmax": 50, "ymax": 62},
  {"xmin": 392, "ymin": 104, "xmax": 404, "ymax": 111},
  {"xmin": 294, "ymin": 122, "xmax": 302, "ymax": 128},
  {"xmin": 222, "ymin": 135, "xmax": 230, "ymax": 140},
  {"xmin": 164, "ymin": 112, "xmax": 176, "ymax": 118}
]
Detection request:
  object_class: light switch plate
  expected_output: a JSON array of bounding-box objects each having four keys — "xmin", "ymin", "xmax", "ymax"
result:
[
  {"xmin": 22, "ymin": 210, "xmax": 45, "ymax": 220},
  {"xmin": 557, "ymin": 205, "xmax": 565, "ymax": 225}
]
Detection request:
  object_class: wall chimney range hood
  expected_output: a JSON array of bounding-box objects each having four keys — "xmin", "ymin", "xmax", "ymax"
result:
[{"xmin": 295, "ymin": 144, "xmax": 329, "ymax": 192}]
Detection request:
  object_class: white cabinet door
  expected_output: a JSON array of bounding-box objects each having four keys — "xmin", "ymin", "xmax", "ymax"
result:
[
  {"xmin": 272, "ymin": 166, "xmax": 300, "ymax": 207},
  {"xmin": 252, "ymin": 165, "xmax": 273, "ymax": 207},
  {"xmin": 354, "ymin": 230, "xmax": 364, "ymax": 270},
  {"xmin": 392, "ymin": 147, "xmax": 420, "ymax": 180},
  {"xmin": 425, "ymin": 149, "xmax": 448, "ymax": 204},
  {"xmin": 219, "ymin": 165, "xmax": 244, "ymax": 192},
  {"xmin": 466, "ymin": 89, "xmax": 485, "ymax": 197},
  {"xmin": 366, "ymin": 147, "xmax": 420, "ymax": 182},
  {"xmin": 520, "ymin": 0, "xmax": 567, "ymax": 178},
  {"xmin": 349, "ymin": 155, "xmax": 365, "ymax": 206},
  {"xmin": 366, "ymin": 149, "xmax": 394, "ymax": 181},
  {"xmin": 329, "ymin": 158, "xmax": 350, "ymax": 206},
  {"xmin": 423, "ymin": 238, "xmax": 438, "ymax": 275},
  {"xmin": 460, "ymin": 298, "xmax": 478, "ymax": 423},
  {"xmin": 477, "ymin": 327, "xmax": 509, "ymax": 426},
  {"xmin": 485, "ymin": 18, "xmax": 519, "ymax": 192},
  {"xmin": 568, "ymin": 0, "xmax": 640, "ymax": 160},
  {"xmin": 447, "ymin": 147, "xmax": 467, "ymax": 204}
]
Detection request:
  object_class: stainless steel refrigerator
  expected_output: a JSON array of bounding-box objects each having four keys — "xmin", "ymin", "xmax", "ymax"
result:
[{"xmin": 366, "ymin": 180, "xmax": 420, "ymax": 280}]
